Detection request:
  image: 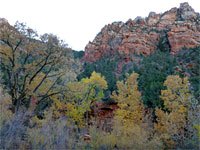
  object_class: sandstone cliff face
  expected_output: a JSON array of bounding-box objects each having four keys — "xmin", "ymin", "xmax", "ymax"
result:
[{"xmin": 84, "ymin": 2, "xmax": 200, "ymax": 62}]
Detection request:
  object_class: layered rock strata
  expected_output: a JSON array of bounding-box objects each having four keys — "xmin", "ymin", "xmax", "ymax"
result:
[{"xmin": 84, "ymin": 2, "xmax": 200, "ymax": 62}]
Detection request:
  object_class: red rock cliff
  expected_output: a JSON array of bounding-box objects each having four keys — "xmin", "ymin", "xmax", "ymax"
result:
[{"xmin": 84, "ymin": 2, "xmax": 200, "ymax": 62}]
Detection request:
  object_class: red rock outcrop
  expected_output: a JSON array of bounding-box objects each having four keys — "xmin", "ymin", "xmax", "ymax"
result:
[
  {"xmin": 168, "ymin": 22, "xmax": 200, "ymax": 53},
  {"xmin": 83, "ymin": 2, "xmax": 200, "ymax": 62},
  {"xmin": 89, "ymin": 102, "xmax": 118, "ymax": 131},
  {"xmin": 84, "ymin": 22, "xmax": 124, "ymax": 62}
]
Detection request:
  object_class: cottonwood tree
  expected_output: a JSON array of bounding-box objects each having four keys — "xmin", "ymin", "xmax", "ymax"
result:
[
  {"xmin": 50, "ymin": 72, "xmax": 108, "ymax": 127},
  {"xmin": 0, "ymin": 21, "xmax": 69, "ymax": 113},
  {"xmin": 155, "ymin": 75, "xmax": 199, "ymax": 149},
  {"xmin": 112, "ymin": 72, "xmax": 145, "ymax": 126},
  {"xmin": 108, "ymin": 72, "xmax": 162, "ymax": 149}
]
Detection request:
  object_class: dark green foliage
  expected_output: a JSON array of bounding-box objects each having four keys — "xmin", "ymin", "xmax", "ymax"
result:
[
  {"xmin": 126, "ymin": 50, "xmax": 177, "ymax": 108},
  {"xmin": 118, "ymin": 47, "xmax": 199, "ymax": 108},
  {"xmin": 157, "ymin": 38, "xmax": 165, "ymax": 52},
  {"xmin": 78, "ymin": 46, "xmax": 199, "ymax": 107},
  {"xmin": 72, "ymin": 50, "xmax": 84, "ymax": 59},
  {"xmin": 78, "ymin": 56, "xmax": 118, "ymax": 102},
  {"xmin": 176, "ymin": 47, "xmax": 200, "ymax": 100}
]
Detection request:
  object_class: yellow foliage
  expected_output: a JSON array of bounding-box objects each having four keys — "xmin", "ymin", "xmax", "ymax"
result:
[
  {"xmin": 155, "ymin": 75, "xmax": 193, "ymax": 148},
  {"xmin": 81, "ymin": 72, "xmax": 108, "ymax": 90},
  {"xmin": 112, "ymin": 72, "xmax": 145, "ymax": 126},
  {"xmin": 160, "ymin": 75, "xmax": 192, "ymax": 112},
  {"xmin": 50, "ymin": 72, "xmax": 108, "ymax": 128},
  {"xmin": 88, "ymin": 120, "xmax": 163, "ymax": 150},
  {"xmin": 65, "ymin": 102, "xmax": 85, "ymax": 127},
  {"xmin": 0, "ymin": 22, "xmax": 68, "ymax": 113},
  {"xmin": 194, "ymin": 124, "xmax": 200, "ymax": 141}
]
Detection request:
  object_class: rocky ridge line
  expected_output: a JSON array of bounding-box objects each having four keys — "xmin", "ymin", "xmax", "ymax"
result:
[{"xmin": 84, "ymin": 2, "xmax": 200, "ymax": 62}]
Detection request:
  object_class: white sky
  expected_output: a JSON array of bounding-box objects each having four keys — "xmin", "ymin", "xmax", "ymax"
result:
[{"xmin": 0, "ymin": 0, "xmax": 199, "ymax": 51}]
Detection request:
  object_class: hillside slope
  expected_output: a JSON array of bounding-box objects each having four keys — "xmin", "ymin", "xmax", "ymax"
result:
[{"xmin": 79, "ymin": 2, "xmax": 200, "ymax": 105}]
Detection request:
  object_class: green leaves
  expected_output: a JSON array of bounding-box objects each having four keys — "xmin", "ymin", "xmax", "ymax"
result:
[
  {"xmin": 131, "ymin": 50, "xmax": 177, "ymax": 108},
  {"xmin": 78, "ymin": 56, "xmax": 117, "ymax": 101}
]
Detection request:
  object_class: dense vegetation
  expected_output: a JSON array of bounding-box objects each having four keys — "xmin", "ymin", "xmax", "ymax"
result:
[
  {"xmin": 78, "ymin": 55, "xmax": 118, "ymax": 102},
  {"xmin": 127, "ymin": 50, "xmax": 177, "ymax": 108},
  {"xmin": 175, "ymin": 47, "xmax": 200, "ymax": 99},
  {"xmin": 0, "ymin": 22, "xmax": 199, "ymax": 149},
  {"xmin": 79, "ymin": 48, "xmax": 199, "ymax": 108}
]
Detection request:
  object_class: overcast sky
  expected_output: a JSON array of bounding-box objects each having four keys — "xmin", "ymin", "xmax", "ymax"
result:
[{"xmin": 0, "ymin": 0, "xmax": 199, "ymax": 51}]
